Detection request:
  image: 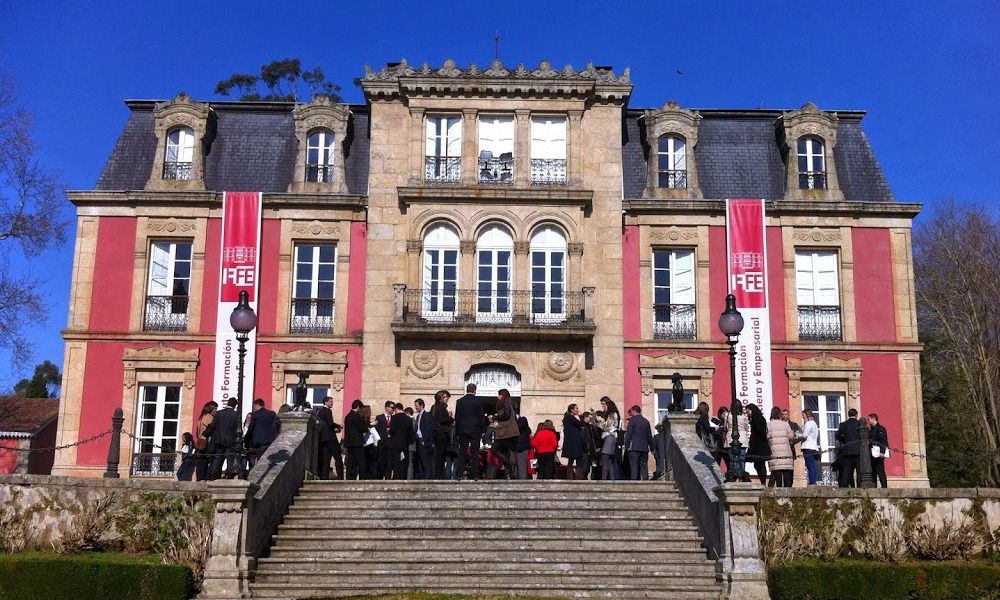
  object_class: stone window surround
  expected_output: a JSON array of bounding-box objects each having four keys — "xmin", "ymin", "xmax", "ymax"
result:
[
  {"xmin": 637, "ymin": 225, "xmax": 710, "ymax": 341},
  {"xmin": 777, "ymin": 103, "xmax": 844, "ymax": 201},
  {"xmin": 275, "ymin": 220, "xmax": 351, "ymax": 337},
  {"xmin": 643, "ymin": 101, "xmax": 702, "ymax": 199},
  {"xmin": 128, "ymin": 217, "xmax": 207, "ymax": 334},
  {"xmin": 638, "ymin": 351, "xmax": 715, "ymax": 413},
  {"xmin": 781, "ymin": 226, "xmax": 857, "ymax": 343},
  {"xmin": 270, "ymin": 348, "xmax": 348, "ymax": 411},
  {"xmin": 146, "ymin": 93, "xmax": 212, "ymax": 192},
  {"xmin": 289, "ymin": 98, "xmax": 351, "ymax": 194},
  {"xmin": 784, "ymin": 352, "xmax": 862, "ymax": 449}
]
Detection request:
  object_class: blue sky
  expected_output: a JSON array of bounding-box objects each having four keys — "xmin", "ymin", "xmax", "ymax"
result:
[{"xmin": 1, "ymin": 0, "xmax": 998, "ymax": 388}]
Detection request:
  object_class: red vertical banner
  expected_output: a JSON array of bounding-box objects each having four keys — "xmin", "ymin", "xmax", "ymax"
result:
[
  {"xmin": 213, "ymin": 192, "xmax": 262, "ymax": 420},
  {"xmin": 726, "ymin": 199, "xmax": 773, "ymax": 415}
]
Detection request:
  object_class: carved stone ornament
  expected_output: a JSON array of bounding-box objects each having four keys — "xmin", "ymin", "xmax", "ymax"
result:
[
  {"xmin": 793, "ymin": 227, "xmax": 841, "ymax": 243},
  {"xmin": 291, "ymin": 220, "xmax": 341, "ymax": 237},
  {"xmin": 406, "ymin": 239, "xmax": 423, "ymax": 253},
  {"xmin": 460, "ymin": 240, "xmax": 477, "ymax": 254},
  {"xmin": 544, "ymin": 352, "xmax": 578, "ymax": 382},
  {"xmin": 567, "ymin": 243, "xmax": 584, "ymax": 256},
  {"xmin": 122, "ymin": 344, "xmax": 200, "ymax": 390},
  {"xmin": 361, "ymin": 58, "xmax": 630, "ymax": 85},
  {"xmin": 786, "ymin": 352, "xmax": 861, "ymax": 371},
  {"xmin": 270, "ymin": 348, "xmax": 348, "ymax": 391},
  {"xmin": 650, "ymin": 226, "xmax": 698, "ymax": 243},
  {"xmin": 406, "ymin": 350, "xmax": 444, "ymax": 380},
  {"xmin": 639, "ymin": 351, "xmax": 713, "ymax": 370},
  {"xmin": 785, "ymin": 352, "xmax": 863, "ymax": 407},
  {"xmin": 147, "ymin": 218, "xmax": 196, "ymax": 234},
  {"xmin": 638, "ymin": 351, "xmax": 714, "ymax": 401},
  {"xmin": 513, "ymin": 241, "xmax": 530, "ymax": 255}
]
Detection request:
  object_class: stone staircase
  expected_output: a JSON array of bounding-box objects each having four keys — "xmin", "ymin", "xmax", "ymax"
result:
[{"xmin": 250, "ymin": 480, "xmax": 724, "ymax": 599}]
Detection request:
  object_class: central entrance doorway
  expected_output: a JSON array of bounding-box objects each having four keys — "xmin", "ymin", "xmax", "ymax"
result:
[{"xmin": 465, "ymin": 363, "xmax": 521, "ymax": 415}]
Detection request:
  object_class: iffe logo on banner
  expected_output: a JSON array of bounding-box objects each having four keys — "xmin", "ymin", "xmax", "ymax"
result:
[
  {"xmin": 726, "ymin": 199, "xmax": 773, "ymax": 416},
  {"xmin": 213, "ymin": 191, "xmax": 262, "ymax": 421}
]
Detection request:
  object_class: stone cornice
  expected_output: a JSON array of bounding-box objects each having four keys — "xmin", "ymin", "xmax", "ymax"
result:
[
  {"xmin": 62, "ymin": 330, "xmax": 364, "ymax": 346},
  {"xmin": 623, "ymin": 340, "xmax": 924, "ymax": 353},
  {"xmin": 397, "ymin": 185, "xmax": 593, "ymax": 212},
  {"xmin": 67, "ymin": 190, "xmax": 368, "ymax": 212},
  {"xmin": 623, "ymin": 199, "xmax": 921, "ymax": 219}
]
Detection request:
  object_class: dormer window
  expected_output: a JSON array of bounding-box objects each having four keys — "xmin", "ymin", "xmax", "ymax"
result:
[
  {"xmin": 425, "ymin": 116, "xmax": 462, "ymax": 183},
  {"xmin": 478, "ymin": 116, "xmax": 514, "ymax": 184},
  {"xmin": 163, "ymin": 127, "xmax": 194, "ymax": 180},
  {"xmin": 306, "ymin": 128, "xmax": 336, "ymax": 183},
  {"xmin": 657, "ymin": 135, "xmax": 687, "ymax": 189},
  {"xmin": 797, "ymin": 137, "xmax": 826, "ymax": 190}
]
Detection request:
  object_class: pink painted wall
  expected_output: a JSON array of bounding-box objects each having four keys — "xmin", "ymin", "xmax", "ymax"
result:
[
  {"xmin": 852, "ymin": 228, "xmax": 897, "ymax": 342},
  {"xmin": 199, "ymin": 218, "xmax": 221, "ymax": 335},
  {"xmin": 623, "ymin": 350, "xmax": 640, "ymax": 408},
  {"xmin": 256, "ymin": 219, "xmax": 281, "ymax": 336},
  {"xmin": 341, "ymin": 345, "xmax": 364, "ymax": 418},
  {"xmin": 708, "ymin": 226, "xmax": 728, "ymax": 342},
  {"xmin": 346, "ymin": 221, "xmax": 367, "ymax": 336},
  {"xmin": 861, "ymin": 353, "xmax": 905, "ymax": 476},
  {"xmin": 192, "ymin": 341, "xmax": 218, "ymax": 431},
  {"xmin": 76, "ymin": 342, "xmax": 126, "ymax": 465},
  {"xmin": 622, "ymin": 225, "xmax": 640, "ymax": 341},
  {"xmin": 89, "ymin": 217, "xmax": 137, "ymax": 331},
  {"xmin": 766, "ymin": 226, "xmax": 786, "ymax": 342}
]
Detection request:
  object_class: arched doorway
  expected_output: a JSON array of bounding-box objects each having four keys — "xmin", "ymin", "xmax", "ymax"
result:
[{"xmin": 465, "ymin": 363, "xmax": 521, "ymax": 415}]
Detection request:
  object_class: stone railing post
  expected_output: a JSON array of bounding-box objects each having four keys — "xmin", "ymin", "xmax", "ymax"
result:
[
  {"xmin": 714, "ymin": 483, "xmax": 770, "ymax": 600},
  {"xmin": 103, "ymin": 408, "xmax": 124, "ymax": 479},
  {"xmin": 278, "ymin": 411, "xmax": 320, "ymax": 478},
  {"xmin": 582, "ymin": 286, "xmax": 595, "ymax": 321},
  {"xmin": 199, "ymin": 480, "xmax": 259, "ymax": 599},
  {"xmin": 858, "ymin": 418, "xmax": 875, "ymax": 488},
  {"xmin": 392, "ymin": 284, "xmax": 406, "ymax": 322}
]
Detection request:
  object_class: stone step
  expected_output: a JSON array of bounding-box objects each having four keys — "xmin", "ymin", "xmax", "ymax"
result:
[
  {"xmin": 291, "ymin": 496, "xmax": 687, "ymax": 508},
  {"xmin": 280, "ymin": 509, "xmax": 693, "ymax": 521},
  {"xmin": 255, "ymin": 570, "xmax": 720, "ymax": 586},
  {"xmin": 249, "ymin": 581, "xmax": 722, "ymax": 599},
  {"xmin": 268, "ymin": 532, "xmax": 705, "ymax": 550},
  {"xmin": 274, "ymin": 517, "xmax": 701, "ymax": 532},
  {"xmin": 262, "ymin": 548, "xmax": 711, "ymax": 562},
  {"xmin": 255, "ymin": 557, "xmax": 717, "ymax": 575},
  {"xmin": 298, "ymin": 481, "xmax": 677, "ymax": 493}
]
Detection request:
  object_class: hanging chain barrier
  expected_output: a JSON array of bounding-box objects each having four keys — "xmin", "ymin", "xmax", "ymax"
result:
[{"xmin": 0, "ymin": 428, "xmax": 113, "ymax": 454}]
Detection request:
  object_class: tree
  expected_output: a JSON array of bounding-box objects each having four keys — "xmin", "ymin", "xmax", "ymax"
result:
[
  {"xmin": 914, "ymin": 199, "xmax": 1000, "ymax": 487},
  {"xmin": 12, "ymin": 360, "xmax": 60, "ymax": 398},
  {"xmin": 214, "ymin": 59, "xmax": 341, "ymax": 102},
  {"xmin": 0, "ymin": 74, "xmax": 69, "ymax": 367}
]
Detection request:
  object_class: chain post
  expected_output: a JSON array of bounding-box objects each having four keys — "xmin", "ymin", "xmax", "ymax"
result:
[
  {"xmin": 858, "ymin": 419, "xmax": 875, "ymax": 488},
  {"xmin": 103, "ymin": 407, "xmax": 125, "ymax": 478}
]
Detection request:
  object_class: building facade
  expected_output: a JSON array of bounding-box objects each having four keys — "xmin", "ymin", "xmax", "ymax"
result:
[{"xmin": 53, "ymin": 59, "xmax": 927, "ymax": 486}]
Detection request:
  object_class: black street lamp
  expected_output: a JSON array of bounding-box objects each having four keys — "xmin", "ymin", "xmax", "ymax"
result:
[
  {"xmin": 230, "ymin": 290, "xmax": 258, "ymax": 466},
  {"xmin": 718, "ymin": 294, "xmax": 746, "ymax": 482}
]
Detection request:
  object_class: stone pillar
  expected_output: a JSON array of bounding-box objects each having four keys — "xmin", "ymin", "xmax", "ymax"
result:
[
  {"xmin": 279, "ymin": 410, "xmax": 320, "ymax": 478},
  {"xmin": 199, "ymin": 480, "xmax": 258, "ymax": 599},
  {"xmin": 567, "ymin": 110, "xmax": 583, "ymax": 185},
  {"xmin": 461, "ymin": 109, "xmax": 478, "ymax": 186},
  {"xmin": 663, "ymin": 412, "xmax": 699, "ymax": 481},
  {"xmin": 713, "ymin": 483, "xmax": 770, "ymax": 600},
  {"xmin": 409, "ymin": 107, "xmax": 425, "ymax": 183},
  {"xmin": 514, "ymin": 110, "xmax": 531, "ymax": 186},
  {"xmin": 582, "ymin": 286, "xmax": 596, "ymax": 322},
  {"xmin": 393, "ymin": 284, "xmax": 406, "ymax": 322}
]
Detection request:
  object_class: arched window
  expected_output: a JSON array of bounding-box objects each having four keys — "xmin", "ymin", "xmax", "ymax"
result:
[
  {"xmin": 797, "ymin": 136, "xmax": 826, "ymax": 189},
  {"xmin": 529, "ymin": 226, "xmax": 567, "ymax": 323},
  {"xmin": 164, "ymin": 127, "xmax": 194, "ymax": 180},
  {"xmin": 657, "ymin": 135, "xmax": 686, "ymax": 189},
  {"xmin": 475, "ymin": 224, "xmax": 513, "ymax": 322},
  {"xmin": 422, "ymin": 224, "xmax": 460, "ymax": 321},
  {"xmin": 306, "ymin": 128, "xmax": 335, "ymax": 183}
]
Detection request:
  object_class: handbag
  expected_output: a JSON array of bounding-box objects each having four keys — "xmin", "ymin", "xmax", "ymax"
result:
[{"xmin": 871, "ymin": 446, "xmax": 889, "ymax": 459}]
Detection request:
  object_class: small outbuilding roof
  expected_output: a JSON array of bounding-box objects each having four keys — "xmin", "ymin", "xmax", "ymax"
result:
[{"xmin": 0, "ymin": 397, "xmax": 59, "ymax": 437}]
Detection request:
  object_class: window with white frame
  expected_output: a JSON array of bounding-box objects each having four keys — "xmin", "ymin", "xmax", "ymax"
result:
[
  {"xmin": 652, "ymin": 248, "xmax": 695, "ymax": 339},
  {"xmin": 425, "ymin": 116, "xmax": 462, "ymax": 182},
  {"xmin": 657, "ymin": 135, "xmax": 687, "ymax": 189},
  {"xmin": 476, "ymin": 225, "xmax": 513, "ymax": 323},
  {"xmin": 797, "ymin": 137, "xmax": 826, "ymax": 189},
  {"xmin": 131, "ymin": 384, "xmax": 181, "ymax": 477},
  {"xmin": 802, "ymin": 392, "xmax": 844, "ymax": 458},
  {"xmin": 422, "ymin": 224, "xmax": 459, "ymax": 321},
  {"xmin": 655, "ymin": 389, "xmax": 698, "ymax": 424},
  {"xmin": 530, "ymin": 226, "xmax": 566, "ymax": 323},
  {"xmin": 305, "ymin": 128, "xmax": 335, "ymax": 183},
  {"xmin": 478, "ymin": 116, "xmax": 514, "ymax": 184},
  {"xmin": 145, "ymin": 241, "xmax": 192, "ymax": 332},
  {"xmin": 286, "ymin": 385, "xmax": 331, "ymax": 408},
  {"xmin": 795, "ymin": 249, "xmax": 841, "ymax": 340},
  {"xmin": 530, "ymin": 117, "xmax": 566, "ymax": 184},
  {"xmin": 164, "ymin": 127, "xmax": 195, "ymax": 180},
  {"xmin": 291, "ymin": 244, "xmax": 336, "ymax": 334}
]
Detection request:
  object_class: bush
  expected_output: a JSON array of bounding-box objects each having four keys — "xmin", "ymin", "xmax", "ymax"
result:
[
  {"xmin": 768, "ymin": 559, "xmax": 1000, "ymax": 600},
  {"xmin": 0, "ymin": 552, "xmax": 193, "ymax": 600}
]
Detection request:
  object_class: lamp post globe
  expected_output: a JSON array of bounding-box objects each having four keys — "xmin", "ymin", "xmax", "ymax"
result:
[{"xmin": 718, "ymin": 294, "xmax": 746, "ymax": 482}]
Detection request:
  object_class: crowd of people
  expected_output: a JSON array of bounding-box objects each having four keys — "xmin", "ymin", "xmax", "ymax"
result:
[{"xmin": 695, "ymin": 402, "xmax": 890, "ymax": 488}]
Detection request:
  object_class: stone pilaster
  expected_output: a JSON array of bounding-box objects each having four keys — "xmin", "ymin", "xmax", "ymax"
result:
[
  {"xmin": 199, "ymin": 480, "xmax": 258, "ymax": 599},
  {"xmin": 713, "ymin": 483, "xmax": 770, "ymax": 600}
]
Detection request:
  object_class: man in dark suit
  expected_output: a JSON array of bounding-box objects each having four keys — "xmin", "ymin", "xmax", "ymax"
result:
[
  {"xmin": 430, "ymin": 389, "xmax": 454, "ymax": 479},
  {"xmin": 453, "ymin": 383, "xmax": 486, "ymax": 480},
  {"xmin": 342, "ymin": 399, "xmax": 369, "ymax": 479},
  {"xmin": 836, "ymin": 408, "xmax": 862, "ymax": 487},
  {"xmin": 374, "ymin": 400, "xmax": 395, "ymax": 479},
  {"xmin": 412, "ymin": 398, "xmax": 435, "ymax": 479},
  {"xmin": 314, "ymin": 396, "xmax": 339, "ymax": 479},
  {"xmin": 245, "ymin": 398, "xmax": 279, "ymax": 468},
  {"xmin": 204, "ymin": 398, "xmax": 242, "ymax": 480},
  {"xmin": 388, "ymin": 402, "xmax": 415, "ymax": 479},
  {"xmin": 623, "ymin": 404, "xmax": 654, "ymax": 481}
]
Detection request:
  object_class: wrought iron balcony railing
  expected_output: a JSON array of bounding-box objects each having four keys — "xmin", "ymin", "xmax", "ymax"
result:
[
  {"xmin": 306, "ymin": 164, "xmax": 334, "ymax": 183},
  {"xmin": 398, "ymin": 288, "xmax": 589, "ymax": 327},
  {"xmin": 478, "ymin": 153, "xmax": 514, "ymax": 184},
  {"xmin": 163, "ymin": 161, "xmax": 192, "ymax": 180},
  {"xmin": 425, "ymin": 156, "xmax": 461, "ymax": 183},
  {"xmin": 530, "ymin": 158, "xmax": 566, "ymax": 184},
  {"xmin": 798, "ymin": 305, "xmax": 842, "ymax": 341},
  {"xmin": 799, "ymin": 171, "xmax": 827, "ymax": 190},
  {"xmin": 143, "ymin": 295, "xmax": 189, "ymax": 332},
  {"xmin": 131, "ymin": 452, "xmax": 177, "ymax": 477},
  {"xmin": 290, "ymin": 298, "xmax": 335, "ymax": 334},
  {"xmin": 652, "ymin": 304, "xmax": 697, "ymax": 339},
  {"xmin": 657, "ymin": 170, "xmax": 688, "ymax": 189}
]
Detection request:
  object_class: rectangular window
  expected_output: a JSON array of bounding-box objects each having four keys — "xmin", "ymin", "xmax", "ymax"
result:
[
  {"xmin": 796, "ymin": 250, "xmax": 841, "ymax": 340},
  {"xmin": 530, "ymin": 116, "xmax": 566, "ymax": 184},
  {"xmin": 652, "ymin": 248, "xmax": 696, "ymax": 339},
  {"xmin": 478, "ymin": 116, "xmax": 514, "ymax": 184},
  {"xmin": 131, "ymin": 384, "xmax": 181, "ymax": 477},
  {"xmin": 286, "ymin": 385, "xmax": 330, "ymax": 408},
  {"xmin": 144, "ymin": 241, "xmax": 192, "ymax": 331},
  {"xmin": 803, "ymin": 392, "xmax": 844, "ymax": 484},
  {"xmin": 655, "ymin": 389, "xmax": 698, "ymax": 424},
  {"xmin": 291, "ymin": 244, "xmax": 336, "ymax": 334},
  {"xmin": 425, "ymin": 116, "xmax": 461, "ymax": 182}
]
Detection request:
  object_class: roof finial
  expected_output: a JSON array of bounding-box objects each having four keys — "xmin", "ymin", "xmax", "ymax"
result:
[{"xmin": 494, "ymin": 31, "xmax": 500, "ymax": 61}]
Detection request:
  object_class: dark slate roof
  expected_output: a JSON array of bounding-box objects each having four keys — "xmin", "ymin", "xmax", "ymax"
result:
[
  {"xmin": 622, "ymin": 109, "xmax": 894, "ymax": 202},
  {"xmin": 0, "ymin": 397, "xmax": 59, "ymax": 435},
  {"xmin": 96, "ymin": 101, "xmax": 370, "ymax": 194}
]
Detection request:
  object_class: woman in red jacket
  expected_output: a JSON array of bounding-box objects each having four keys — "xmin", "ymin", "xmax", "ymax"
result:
[{"xmin": 531, "ymin": 421, "xmax": 559, "ymax": 480}]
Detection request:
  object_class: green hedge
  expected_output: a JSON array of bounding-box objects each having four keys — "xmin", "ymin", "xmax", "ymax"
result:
[
  {"xmin": 769, "ymin": 559, "xmax": 1000, "ymax": 600},
  {"xmin": 0, "ymin": 552, "xmax": 193, "ymax": 600}
]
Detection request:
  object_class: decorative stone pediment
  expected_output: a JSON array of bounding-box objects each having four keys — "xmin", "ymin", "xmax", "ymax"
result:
[
  {"xmin": 271, "ymin": 349, "xmax": 348, "ymax": 391},
  {"xmin": 650, "ymin": 226, "xmax": 698, "ymax": 243},
  {"xmin": 290, "ymin": 220, "xmax": 341, "ymax": 237},
  {"xmin": 786, "ymin": 352, "xmax": 861, "ymax": 372},
  {"xmin": 785, "ymin": 352, "xmax": 863, "ymax": 407},
  {"xmin": 153, "ymin": 93, "xmax": 211, "ymax": 125},
  {"xmin": 638, "ymin": 351, "xmax": 714, "ymax": 402},
  {"xmin": 643, "ymin": 101, "xmax": 702, "ymax": 199},
  {"xmin": 780, "ymin": 102, "xmax": 839, "ymax": 139},
  {"xmin": 122, "ymin": 344, "xmax": 199, "ymax": 390},
  {"xmin": 792, "ymin": 227, "xmax": 841, "ymax": 244},
  {"xmin": 639, "ymin": 351, "xmax": 713, "ymax": 370},
  {"xmin": 147, "ymin": 218, "xmax": 196, "ymax": 234}
]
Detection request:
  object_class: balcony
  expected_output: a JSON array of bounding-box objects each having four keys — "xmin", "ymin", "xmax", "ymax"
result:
[
  {"xmin": 652, "ymin": 304, "xmax": 696, "ymax": 340},
  {"xmin": 425, "ymin": 156, "xmax": 460, "ymax": 183},
  {"xmin": 143, "ymin": 295, "xmax": 189, "ymax": 332},
  {"xmin": 290, "ymin": 298, "xmax": 335, "ymax": 334},
  {"xmin": 162, "ymin": 161, "xmax": 192, "ymax": 180},
  {"xmin": 530, "ymin": 158, "xmax": 566, "ymax": 185},
  {"xmin": 478, "ymin": 151, "xmax": 514, "ymax": 184},
  {"xmin": 799, "ymin": 171, "xmax": 827, "ymax": 190},
  {"xmin": 392, "ymin": 286, "xmax": 596, "ymax": 341},
  {"xmin": 798, "ymin": 305, "xmax": 842, "ymax": 341},
  {"xmin": 306, "ymin": 164, "xmax": 334, "ymax": 183},
  {"xmin": 657, "ymin": 170, "xmax": 687, "ymax": 189},
  {"xmin": 131, "ymin": 452, "xmax": 177, "ymax": 478}
]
